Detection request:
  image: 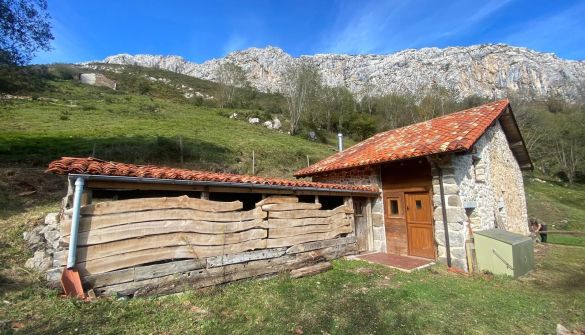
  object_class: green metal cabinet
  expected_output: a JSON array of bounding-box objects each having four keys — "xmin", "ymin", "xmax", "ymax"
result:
[{"xmin": 474, "ymin": 229, "xmax": 534, "ymax": 278}]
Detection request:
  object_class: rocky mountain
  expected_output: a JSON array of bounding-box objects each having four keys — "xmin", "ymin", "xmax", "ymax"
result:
[{"xmin": 100, "ymin": 44, "xmax": 585, "ymax": 101}]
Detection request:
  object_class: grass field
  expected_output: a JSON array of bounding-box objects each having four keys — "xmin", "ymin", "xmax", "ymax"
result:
[
  {"xmin": 525, "ymin": 179, "xmax": 585, "ymax": 247},
  {"xmin": 0, "ymin": 78, "xmax": 342, "ymax": 177}
]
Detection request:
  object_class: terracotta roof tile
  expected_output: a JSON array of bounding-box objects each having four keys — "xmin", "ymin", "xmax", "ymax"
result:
[
  {"xmin": 47, "ymin": 157, "xmax": 378, "ymax": 193},
  {"xmin": 295, "ymin": 99, "xmax": 510, "ymax": 177}
]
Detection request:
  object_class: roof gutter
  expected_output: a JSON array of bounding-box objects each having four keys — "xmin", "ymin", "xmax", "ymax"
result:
[{"xmin": 67, "ymin": 174, "xmax": 380, "ymax": 197}]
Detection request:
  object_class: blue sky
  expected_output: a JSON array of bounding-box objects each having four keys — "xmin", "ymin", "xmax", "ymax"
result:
[{"xmin": 33, "ymin": 0, "xmax": 585, "ymax": 64}]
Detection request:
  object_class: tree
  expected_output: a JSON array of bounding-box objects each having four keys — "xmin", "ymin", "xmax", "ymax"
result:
[
  {"xmin": 358, "ymin": 81, "xmax": 377, "ymax": 114},
  {"xmin": 550, "ymin": 111, "xmax": 585, "ymax": 184},
  {"xmin": 0, "ymin": 0, "xmax": 53, "ymax": 65},
  {"xmin": 417, "ymin": 84, "xmax": 458, "ymax": 121},
  {"xmin": 215, "ymin": 62, "xmax": 248, "ymax": 108},
  {"xmin": 319, "ymin": 85, "xmax": 355, "ymax": 132},
  {"xmin": 283, "ymin": 60, "xmax": 321, "ymax": 135},
  {"xmin": 373, "ymin": 93, "xmax": 418, "ymax": 129}
]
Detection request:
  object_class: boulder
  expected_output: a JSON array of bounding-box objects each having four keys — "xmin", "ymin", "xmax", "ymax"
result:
[
  {"xmin": 248, "ymin": 117, "xmax": 260, "ymax": 124},
  {"xmin": 272, "ymin": 118, "xmax": 282, "ymax": 130},
  {"xmin": 263, "ymin": 120, "xmax": 273, "ymax": 129},
  {"xmin": 308, "ymin": 131, "xmax": 317, "ymax": 141}
]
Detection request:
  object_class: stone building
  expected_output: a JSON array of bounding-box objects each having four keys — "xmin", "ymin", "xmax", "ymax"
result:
[{"xmin": 295, "ymin": 99, "xmax": 532, "ymax": 270}]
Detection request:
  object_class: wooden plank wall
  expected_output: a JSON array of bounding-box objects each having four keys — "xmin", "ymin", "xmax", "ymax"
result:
[{"xmin": 53, "ymin": 195, "xmax": 357, "ymax": 296}]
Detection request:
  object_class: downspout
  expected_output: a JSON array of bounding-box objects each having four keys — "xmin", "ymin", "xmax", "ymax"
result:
[
  {"xmin": 67, "ymin": 177, "xmax": 85, "ymax": 269},
  {"xmin": 433, "ymin": 162, "xmax": 452, "ymax": 268}
]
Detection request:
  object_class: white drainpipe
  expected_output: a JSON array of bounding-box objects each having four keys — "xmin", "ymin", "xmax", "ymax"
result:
[
  {"xmin": 67, "ymin": 177, "xmax": 85, "ymax": 269},
  {"xmin": 337, "ymin": 133, "xmax": 344, "ymax": 152}
]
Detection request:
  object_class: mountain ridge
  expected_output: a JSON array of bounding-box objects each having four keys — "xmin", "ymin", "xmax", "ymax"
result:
[{"xmin": 97, "ymin": 44, "xmax": 585, "ymax": 101}]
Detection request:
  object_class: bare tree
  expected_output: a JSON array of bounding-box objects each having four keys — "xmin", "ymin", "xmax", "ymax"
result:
[
  {"xmin": 320, "ymin": 86, "xmax": 355, "ymax": 131},
  {"xmin": 359, "ymin": 81, "xmax": 376, "ymax": 114},
  {"xmin": 215, "ymin": 62, "xmax": 247, "ymax": 108},
  {"xmin": 283, "ymin": 61, "xmax": 321, "ymax": 135}
]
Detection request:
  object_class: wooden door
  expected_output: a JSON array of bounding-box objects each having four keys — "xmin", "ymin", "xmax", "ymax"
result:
[
  {"xmin": 384, "ymin": 192, "xmax": 408, "ymax": 255},
  {"xmin": 405, "ymin": 192, "xmax": 435, "ymax": 259}
]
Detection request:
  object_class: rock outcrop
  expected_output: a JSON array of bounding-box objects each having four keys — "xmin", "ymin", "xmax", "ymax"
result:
[{"xmin": 100, "ymin": 44, "xmax": 585, "ymax": 101}]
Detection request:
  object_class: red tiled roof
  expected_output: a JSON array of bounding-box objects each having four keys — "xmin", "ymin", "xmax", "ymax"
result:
[
  {"xmin": 47, "ymin": 157, "xmax": 378, "ymax": 193},
  {"xmin": 295, "ymin": 99, "xmax": 511, "ymax": 177}
]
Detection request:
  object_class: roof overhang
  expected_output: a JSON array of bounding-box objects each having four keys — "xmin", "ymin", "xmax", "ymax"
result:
[
  {"xmin": 68, "ymin": 174, "xmax": 380, "ymax": 197},
  {"xmin": 498, "ymin": 105, "xmax": 533, "ymax": 171}
]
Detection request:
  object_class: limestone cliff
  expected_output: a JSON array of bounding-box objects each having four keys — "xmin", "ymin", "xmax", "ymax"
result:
[{"xmin": 100, "ymin": 44, "xmax": 585, "ymax": 101}]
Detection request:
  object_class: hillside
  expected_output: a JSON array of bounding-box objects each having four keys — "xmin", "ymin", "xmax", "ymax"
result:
[
  {"xmin": 101, "ymin": 44, "xmax": 585, "ymax": 101},
  {"xmin": 0, "ymin": 64, "xmax": 337, "ymax": 177}
]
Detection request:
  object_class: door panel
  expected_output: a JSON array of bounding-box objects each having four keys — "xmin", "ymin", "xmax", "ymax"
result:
[
  {"xmin": 383, "ymin": 192, "xmax": 408, "ymax": 255},
  {"xmin": 405, "ymin": 192, "xmax": 435, "ymax": 259}
]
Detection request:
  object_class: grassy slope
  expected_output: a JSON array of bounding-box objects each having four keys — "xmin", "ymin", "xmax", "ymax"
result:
[
  {"xmin": 0, "ymin": 78, "xmax": 338, "ymax": 177},
  {"xmin": 525, "ymin": 178, "xmax": 585, "ymax": 246}
]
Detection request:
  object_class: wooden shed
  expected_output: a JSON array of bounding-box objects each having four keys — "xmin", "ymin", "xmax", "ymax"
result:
[{"xmin": 40, "ymin": 157, "xmax": 379, "ymax": 297}]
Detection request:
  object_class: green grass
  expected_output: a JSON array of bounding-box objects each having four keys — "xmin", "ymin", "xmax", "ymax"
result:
[
  {"xmin": 0, "ymin": 79, "xmax": 340, "ymax": 177},
  {"xmin": 0, "ymin": 172, "xmax": 584, "ymax": 334},
  {"xmin": 525, "ymin": 178, "xmax": 585, "ymax": 246}
]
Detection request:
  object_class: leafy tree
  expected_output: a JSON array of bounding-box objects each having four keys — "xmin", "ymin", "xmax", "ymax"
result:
[
  {"xmin": 0, "ymin": 0, "xmax": 53, "ymax": 65},
  {"xmin": 283, "ymin": 60, "xmax": 321, "ymax": 135},
  {"xmin": 215, "ymin": 62, "xmax": 248, "ymax": 108}
]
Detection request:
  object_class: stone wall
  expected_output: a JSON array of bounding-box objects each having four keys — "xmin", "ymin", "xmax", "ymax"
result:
[
  {"xmin": 431, "ymin": 121, "xmax": 530, "ymax": 270},
  {"xmin": 312, "ymin": 166, "xmax": 386, "ymax": 252}
]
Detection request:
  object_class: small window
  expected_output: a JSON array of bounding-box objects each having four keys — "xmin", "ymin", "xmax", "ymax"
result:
[
  {"xmin": 416, "ymin": 200, "xmax": 422, "ymax": 210},
  {"xmin": 390, "ymin": 200, "xmax": 399, "ymax": 215}
]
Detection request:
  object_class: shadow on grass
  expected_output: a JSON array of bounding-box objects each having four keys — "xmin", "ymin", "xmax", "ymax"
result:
[{"xmin": 0, "ymin": 135, "xmax": 236, "ymax": 171}]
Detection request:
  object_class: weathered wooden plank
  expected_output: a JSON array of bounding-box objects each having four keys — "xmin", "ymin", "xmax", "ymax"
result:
[
  {"xmin": 94, "ymin": 246, "xmax": 338, "ymax": 297},
  {"xmin": 74, "ymin": 239, "xmax": 267, "ymax": 276},
  {"xmin": 68, "ymin": 196, "xmax": 243, "ymax": 216},
  {"xmin": 105, "ymin": 243, "xmax": 358, "ymax": 297},
  {"xmin": 206, "ymin": 247, "xmax": 287, "ymax": 268},
  {"xmin": 63, "ymin": 219, "xmax": 268, "ymax": 246},
  {"xmin": 134, "ymin": 259, "xmax": 207, "ymax": 282},
  {"xmin": 268, "ymin": 205, "xmax": 352, "ymax": 219},
  {"xmin": 285, "ymin": 236, "xmax": 357, "ymax": 254},
  {"xmin": 266, "ymin": 226, "xmax": 352, "ymax": 248},
  {"xmin": 290, "ymin": 262, "xmax": 332, "ymax": 278},
  {"xmin": 268, "ymin": 218, "xmax": 351, "ymax": 238},
  {"xmin": 267, "ymin": 213, "xmax": 348, "ymax": 228},
  {"xmin": 256, "ymin": 196, "xmax": 298, "ymax": 206},
  {"xmin": 82, "ymin": 259, "xmax": 207, "ymax": 288},
  {"xmin": 261, "ymin": 202, "xmax": 322, "ymax": 211},
  {"xmin": 61, "ymin": 207, "xmax": 266, "ymax": 234},
  {"xmin": 74, "ymin": 230, "xmax": 267, "ymax": 263}
]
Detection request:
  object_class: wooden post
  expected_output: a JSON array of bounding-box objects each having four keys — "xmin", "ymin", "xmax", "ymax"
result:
[
  {"xmin": 81, "ymin": 190, "xmax": 92, "ymax": 206},
  {"xmin": 366, "ymin": 198, "xmax": 374, "ymax": 251},
  {"xmin": 344, "ymin": 197, "xmax": 355, "ymax": 236},
  {"xmin": 306, "ymin": 155, "xmax": 310, "ymax": 167},
  {"xmin": 252, "ymin": 151, "xmax": 255, "ymax": 175}
]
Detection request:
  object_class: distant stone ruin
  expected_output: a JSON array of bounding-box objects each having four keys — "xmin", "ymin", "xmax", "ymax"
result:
[{"xmin": 79, "ymin": 73, "xmax": 117, "ymax": 90}]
